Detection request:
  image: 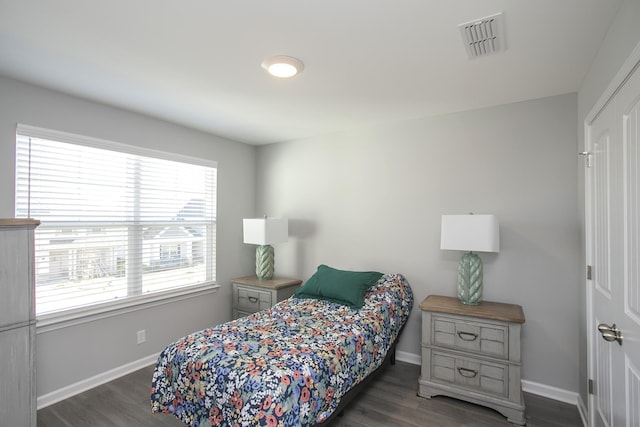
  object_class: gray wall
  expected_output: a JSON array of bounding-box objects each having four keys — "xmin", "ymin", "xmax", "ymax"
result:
[
  {"xmin": 576, "ymin": 0, "xmax": 640, "ymax": 409},
  {"xmin": 0, "ymin": 76, "xmax": 256, "ymax": 396},
  {"xmin": 256, "ymin": 93, "xmax": 580, "ymax": 392}
]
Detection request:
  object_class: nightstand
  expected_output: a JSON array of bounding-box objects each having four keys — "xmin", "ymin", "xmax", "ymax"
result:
[
  {"xmin": 231, "ymin": 276, "xmax": 302, "ymax": 319},
  {"xmin": 418, "ymin": 295, "xmax": 526, "ymax": 425}
]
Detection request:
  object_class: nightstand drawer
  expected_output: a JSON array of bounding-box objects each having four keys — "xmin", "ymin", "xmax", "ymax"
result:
[
  {"xmin": 235, "ymin": 286, "xmax": 272, "ymax": 312},
  {"xmin": 431, "ymin": 315, "xmax": 508, "ymax": 359},
  {"xmin": 231, "ymin": 277, "xmax": 302, "ymax": 320},
  {"xmin": 431, "ymin": 350, "xmax": 508, "ymax": 398}
]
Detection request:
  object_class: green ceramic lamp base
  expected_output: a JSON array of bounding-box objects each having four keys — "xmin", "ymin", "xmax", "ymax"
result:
[
  {"xmin": 255, "ymin": 244, "xmax": 275, "ymax": 280},
  {"xmin": 457, "ymin": 252, "xmax": 483, "ymax": 305}
]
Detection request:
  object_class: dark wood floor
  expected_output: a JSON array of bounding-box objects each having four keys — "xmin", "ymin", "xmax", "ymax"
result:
[{"xmin": 38, "ymin": 361, "xmax": 583, "ymax": 427}]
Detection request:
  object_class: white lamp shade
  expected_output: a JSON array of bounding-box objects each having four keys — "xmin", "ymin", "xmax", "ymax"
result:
[
  {"xmin": 440, "ymin": 214, "xmax": 500, "ymax": 253},
  {"xmin": 243, "ymin": 218, "xmax": 288, "ymax": 245}
]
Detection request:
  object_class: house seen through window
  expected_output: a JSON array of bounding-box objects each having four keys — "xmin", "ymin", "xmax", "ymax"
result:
[{"xmin": 15, "ymin": 125, "xmax": 217, "ymax": 317}]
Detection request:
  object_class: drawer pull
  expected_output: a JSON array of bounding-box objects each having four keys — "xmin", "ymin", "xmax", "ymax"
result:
[
  {"xmin": 457, "ymin": 331, "xmax": 478, "ymax": 341},
  {"xmin": 457, "ymin": 367, "xmax": 478, "ymax": 378},
  {"xmin": 248, "ymin": 296, "xmax": 259, "ymax": 303}
]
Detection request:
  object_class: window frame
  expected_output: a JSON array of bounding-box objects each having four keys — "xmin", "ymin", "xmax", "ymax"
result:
[{"xmin": 15, "ymin": 124, "xmax": 220, "ymax": 331}]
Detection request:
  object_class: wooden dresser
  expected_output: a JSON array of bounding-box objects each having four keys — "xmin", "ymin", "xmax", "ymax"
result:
[
  {"xmin": 0, "ymin": 218, "xmax": 39, "ymax": 427},
  {"xmin": 418, "ymin": 295, "xmax": 526, "ymax": 425},
  {"xmin": 231, "ymin": 276, "xmax": 301, "ymax": 319}
]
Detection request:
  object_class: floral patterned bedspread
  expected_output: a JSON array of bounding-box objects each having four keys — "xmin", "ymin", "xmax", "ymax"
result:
[{"xmin": 150, "ymin": 273, "xmax": 413, "ymax": 427}]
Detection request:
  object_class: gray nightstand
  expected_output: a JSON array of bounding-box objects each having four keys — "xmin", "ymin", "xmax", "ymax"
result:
[
  {"xmin": 418, "ymin": 295, "xmax": 526, "ymax": 425},
  {"xmin": 231, "ymin": 276, "xmax": 302, "ymax": 319}
]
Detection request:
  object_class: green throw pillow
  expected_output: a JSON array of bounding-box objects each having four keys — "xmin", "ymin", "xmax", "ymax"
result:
[{"xmin": 294, "ymin": 264, "xmax": 383, "ymax": 308}]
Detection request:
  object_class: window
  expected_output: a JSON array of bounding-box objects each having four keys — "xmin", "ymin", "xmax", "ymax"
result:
[{"xmin": 15, "ymin": 125, "xmax": 217, "ymax": 317}]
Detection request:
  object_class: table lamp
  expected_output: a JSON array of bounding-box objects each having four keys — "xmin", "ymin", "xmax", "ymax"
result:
[
  {"xmin": 243, "ymin": 217, "xmax": 288, "ymax": 280},
  {"xmin": 440, "ymin": 214, "xmax": 500, "ymax": 305}
]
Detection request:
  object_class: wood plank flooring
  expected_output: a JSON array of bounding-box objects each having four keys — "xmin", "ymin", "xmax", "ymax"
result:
[{"xmin": 38, "ymin": 361, "xmax": 583, "ymax": 427}]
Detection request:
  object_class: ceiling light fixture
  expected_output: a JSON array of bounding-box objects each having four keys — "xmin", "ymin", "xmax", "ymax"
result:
[{"xmin": 261, "ymin": 55, "xmax": 304, "ymax": 78}]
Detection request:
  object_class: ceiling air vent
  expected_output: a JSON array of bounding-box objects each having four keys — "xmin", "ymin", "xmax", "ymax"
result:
[{"xmin": 458, "ymin": 12, "xmax": 505, "ymax": 59}]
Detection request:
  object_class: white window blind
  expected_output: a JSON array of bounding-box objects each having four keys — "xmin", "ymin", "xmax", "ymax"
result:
[{"xmin": 15, "ymin": 125, "xmax": 217, "ymax": 317}]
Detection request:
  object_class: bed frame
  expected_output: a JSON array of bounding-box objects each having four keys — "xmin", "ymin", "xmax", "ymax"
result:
[{"xmin": 314, "ymin": 327, "xmax": 403, "ymax": 425}]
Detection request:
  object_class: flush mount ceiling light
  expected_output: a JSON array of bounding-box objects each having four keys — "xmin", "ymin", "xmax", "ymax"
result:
[{"xmin": 261, "ymin": 55, "xmax": 304, "ymax": 78}]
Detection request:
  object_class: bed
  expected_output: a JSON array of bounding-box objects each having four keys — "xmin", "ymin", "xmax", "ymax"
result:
[{"xmin": 150, "ymin": 268, "xmax": 414, "ymax": 427}]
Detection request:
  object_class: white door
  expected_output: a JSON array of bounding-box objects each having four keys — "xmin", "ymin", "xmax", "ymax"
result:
[{"xmin": 586, "ymin": 56, "xmax": 640, "ymax": 426}]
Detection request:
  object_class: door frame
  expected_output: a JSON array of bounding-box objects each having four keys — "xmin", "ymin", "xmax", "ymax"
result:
[{"xmin": 584, "ymin": 40, "xmax": 640, "ymax": 427}]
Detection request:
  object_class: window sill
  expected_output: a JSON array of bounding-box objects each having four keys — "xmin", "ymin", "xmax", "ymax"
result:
[{"xmin": 36, "ymin": 282, "xmax": 220, "ymax": 334}]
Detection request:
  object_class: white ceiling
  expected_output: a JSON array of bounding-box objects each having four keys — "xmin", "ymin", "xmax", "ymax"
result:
[{"xmin": 0, "ymin": 1, "xmax": 622, "ymax": 145}]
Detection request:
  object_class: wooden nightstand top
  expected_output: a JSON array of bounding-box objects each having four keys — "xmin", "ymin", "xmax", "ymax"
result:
[
  {"xmin": 232, "ymin": 276, "xmax": 302, "ymax": 290},
  {"xmin": 419, "ymin": 295, "xmax": 525, "ymax": 324},
  {"xmin": 0, "ymin": 218, "xmax": 40, "ymax": 228}
]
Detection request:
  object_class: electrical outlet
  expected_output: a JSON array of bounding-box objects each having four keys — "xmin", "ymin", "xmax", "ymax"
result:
[{"xmin": 137, "ymin": 329, "xmax": 146, "ymax": 344}]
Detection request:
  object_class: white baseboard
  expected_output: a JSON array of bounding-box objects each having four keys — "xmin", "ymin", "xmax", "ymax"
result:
[
  {"xmin": 521, "ymin": 379, "xmax": 579, "ymax": 405},
  {"xmin": 37, "ymin": 353, "xmax": 159, "ymax": 410},
  {"xmin": 396, "ymin": 350, "xmax": 421, "ymax": 365},
  {"xmin": 577, "ymin": 394, "xmax": 588, "ymax": 427}
]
